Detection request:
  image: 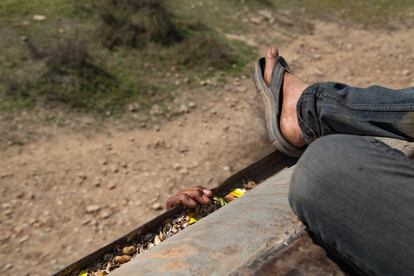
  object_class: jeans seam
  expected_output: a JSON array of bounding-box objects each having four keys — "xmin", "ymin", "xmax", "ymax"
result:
[
  {"xmin": 297, "ymin": 114, "xmax": 315, "ymax": 144},
  {"xmin": 296, "ymin": 84, "xmax": 329, "ymax": 144},
  {"xmin": 297, "ymin": 96, "xmax": 317, "ymax": 144},
  {"xmin": 321, "ymin": 90, "xmax": 414, "ymax": 112}
]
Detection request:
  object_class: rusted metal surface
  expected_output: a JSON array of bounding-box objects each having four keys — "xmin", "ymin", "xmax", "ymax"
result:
[
  {"xmin": 232, "ymin": 231, "xmax": 345, "ymax": 276},
  {"xmin": 56, "ymin": 137, "xmax": 412, "ymax": 275},
  {"xmin": 55, "ymin": 151, "xmax": 297, "ymax": 276},
  {"xmin": 112, "ymin": 167, "xmax": 307, "ymax": 276}
]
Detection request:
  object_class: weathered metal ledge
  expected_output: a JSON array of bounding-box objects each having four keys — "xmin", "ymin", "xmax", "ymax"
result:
[
  {"xmin": 56, "ymin": 137, "xmax": 413, "ymax": 276},
  {"xmin": 112, "ymin": 167, "xmax": 344, "ymax": 276},
  {"xmin": 55, "ymin": 151, "xmax": 297, "ymax": 276}
]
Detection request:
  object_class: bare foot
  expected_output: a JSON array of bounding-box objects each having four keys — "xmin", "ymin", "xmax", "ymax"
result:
[{"xmin": 264, "ymin": 48, "xmax": 307, "ymax": 148}]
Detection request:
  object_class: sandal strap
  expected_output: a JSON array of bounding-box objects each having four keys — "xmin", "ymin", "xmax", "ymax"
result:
[{"xmin": 270, "ymin": 57, "xmax": 291, "ymax": 92}]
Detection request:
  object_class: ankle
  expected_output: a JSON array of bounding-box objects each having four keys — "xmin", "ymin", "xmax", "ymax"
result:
[
  {"xmin": 280, "ymin": 74, "xmax": 307, "ymax": 148},
  {"xmin": 280, "ymin": 115, "xmax": 305, "ymax": 148},
  {"xmin": 284, "ymin": 73, "xmax": 308, "ymax": 100}
]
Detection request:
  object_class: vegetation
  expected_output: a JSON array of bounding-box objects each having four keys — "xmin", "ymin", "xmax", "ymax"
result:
[
  {"xmin": 36, "ymin": 38, "xmax": 131, "ymax": 112},
  {"xmin": 0, "ymin": 0, "xmax": 413, "ymax": 115},
  {"xmin": 95, "ymin": 0, "xmax": 184, "ymax": 49},
  {"xmin": 176, "ymin": 35, "xmax": 238, "ymax": 71},
  {"xmin": 0, "ymin": 0, "xmax": 250, "ymax": 115}
]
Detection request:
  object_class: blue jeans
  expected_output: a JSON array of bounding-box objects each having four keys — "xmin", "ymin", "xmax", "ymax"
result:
[
  {"xmin": 297, "ymin": 82, "xmax": 414, "ymax": 144},
  {"xmin": 289, "ymin": 83, "xmax": 414, "ymax": 275}
]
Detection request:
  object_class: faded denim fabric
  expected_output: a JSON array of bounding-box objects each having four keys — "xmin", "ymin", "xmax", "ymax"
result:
[
  {"xmin": 290, "ymin": 84, "xmax": 414, "ymax": 275},
  {"xmin": 297, "ymin": 82, "xmax": 414, "ymax": 144},
  {"xmin": 289, "ymin": 135, "xmax": 414, "ymax": 276}
]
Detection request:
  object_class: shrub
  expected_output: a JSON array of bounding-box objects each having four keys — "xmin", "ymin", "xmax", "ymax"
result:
[
  {"xmin": 38, "ymin": 38, "xmax": 128, "ymax": 111},
  {"xmin": 46, "ymin": 39, "xmax": 91, "ymax": 73},
  {"xmin": 5, "ymin": 37, "xmax": 136, "ymax": 113},
  {"xmin": 176, "ymin": 35, "xmax": 238, "ymax": 71},
  {"xmin": 95, "ymin": 0, "xmax": 183, "ymax": 49}
]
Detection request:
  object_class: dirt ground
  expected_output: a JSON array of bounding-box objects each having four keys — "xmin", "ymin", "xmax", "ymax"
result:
[{"xmin": 1, "ymin": 18, "xmax": 414, "ymax": 275}]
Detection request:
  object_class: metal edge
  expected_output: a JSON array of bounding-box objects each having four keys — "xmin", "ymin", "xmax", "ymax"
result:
[
  {"xmin": 53, "ymin": 150, "xmax": 297, "ymax": 276},
  {"xmin": 229, "ymin": 229, "xmax": 307, "ymax": 276}
]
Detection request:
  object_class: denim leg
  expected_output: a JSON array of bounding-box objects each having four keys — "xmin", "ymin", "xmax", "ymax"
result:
[
  {"xmin": 297, "ymin": 82, "xmax": 414, "ymax": 144},
  {"xmin": 289, "ymin": 135, "xmax": 414, "ymax": 276}
]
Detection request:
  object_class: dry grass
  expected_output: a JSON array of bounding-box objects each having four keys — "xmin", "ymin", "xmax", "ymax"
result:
[
  {"xmin": 3, "ymin": 36, "xmax": 136, "ymax": 113},
  {"xmin": 46, "ymin": 39, "xmax": 91, "ymax": 73},
  {"xmin": 95, "ymin": 0, "xmax": 183, "ymax": 49},
  {"xmin": 176, "ymin": 35, "xmax": 238, "ymax": 71}
]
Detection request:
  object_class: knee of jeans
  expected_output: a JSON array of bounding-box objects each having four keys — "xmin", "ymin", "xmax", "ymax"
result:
[
  {"xmin": 289, "ymin": 135, "xmax": 352, "ymax": 216},
  {"xmin": 289, "ymin": 160, "xmax": 321, "ymax": 218}
]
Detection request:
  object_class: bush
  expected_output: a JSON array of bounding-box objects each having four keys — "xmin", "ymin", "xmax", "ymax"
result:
[
  {"xmin": 95, "ymin": 0, "xmax": 183, "ymax": 49},
  {"xmin": 46, "ymin": 39, "xmax": 91, "ymax": 73},
  {"xmin": 4, "ymin": 37, "xmax": 137, "ymax": 113},
  {"xmin": 176, "ymin": 35, "xmax": 238, "ymax": 71},
  {"xmin": 38, "ymin": 38, "xmax": 129, "ymax": 111}
]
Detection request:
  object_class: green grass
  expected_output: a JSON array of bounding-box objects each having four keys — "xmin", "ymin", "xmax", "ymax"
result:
[
  {"xmin": 0, "ymin": 0, "xmax": 75, "ymax": 19},
  {"xmin": 0, "ymin": 0, "xmax": 255, "ymax": 116},
  {"xmin": 0, "ymin": 0, "xmax": 413, "ymax": 116}
]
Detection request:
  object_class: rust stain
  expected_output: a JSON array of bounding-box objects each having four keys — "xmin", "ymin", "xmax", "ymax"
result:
[
  {"xmin": 141, "ymin": 243, "xmax": 199, "ymax": 271},
  {"xmin": 232, "ymin": 233, "xmax": 344, "ymax": 276}
]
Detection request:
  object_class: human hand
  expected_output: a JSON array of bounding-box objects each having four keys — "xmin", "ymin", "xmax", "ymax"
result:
[{"xmin": 166, "ymin": 186, "xmax": 213, "ymax": 209}]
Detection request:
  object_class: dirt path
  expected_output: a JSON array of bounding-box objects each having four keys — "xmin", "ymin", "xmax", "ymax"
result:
[{"xmin": 1, "ymin": 21, "xmax": 413, "ymax": 275}]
